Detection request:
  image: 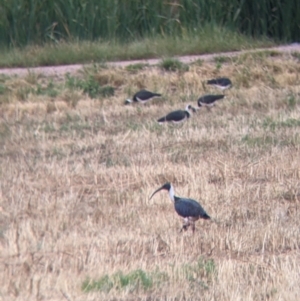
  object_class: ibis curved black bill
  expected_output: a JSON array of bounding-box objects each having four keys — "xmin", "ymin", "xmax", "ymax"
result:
[
  {"xmin": 149, "ymin": 187, "xmax": 163, "ymax": 200},
  {"xmin": 149, "ymin": 182, "xmax": 171, "ymax": 200}
]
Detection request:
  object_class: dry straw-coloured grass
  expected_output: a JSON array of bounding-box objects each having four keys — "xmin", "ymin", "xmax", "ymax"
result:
[{"xmin": 1, "ymin": 52, "xmax": 300, "ymax": 301}]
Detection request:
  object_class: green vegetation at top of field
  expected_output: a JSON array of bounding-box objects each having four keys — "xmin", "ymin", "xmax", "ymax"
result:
[
  {"xmin": 0, "ymin": 26, "xmax": 274, "ymax": 68},
  {"xmin": 1, "ymin": 0, "xmax": 299, "ymax": 49}
]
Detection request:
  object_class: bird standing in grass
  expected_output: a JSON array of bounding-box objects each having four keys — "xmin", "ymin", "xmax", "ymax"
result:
[
  {"xmin": 197, "ymin": 94, "xmax": 225, "ymax": 109},
  {"xmin": 149, "ymin": 183, "xmax": 210, "ymax": 233},
  {"xmin": 124, "ymin": 89, "xmax": 162, "ymax": 105},
  {"xmin": 207, "ymin": 77, "xmax": 232, "ymax": 91},
  {"xmin": 157, "ymin": 105, "xmax": 196, "ymax": 124}
]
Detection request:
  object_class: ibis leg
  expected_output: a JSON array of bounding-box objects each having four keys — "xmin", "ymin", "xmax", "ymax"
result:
[
  {"xmin": 191, "ymin": 223, "xmax": 196, "ymax": 234},
  {"xmin": 180, "ymin": 218, "xmax": 190, "ymax": 232},
  {"xmin": 180, "ymin": 224, "xmax": 189, "ymax": 232}
]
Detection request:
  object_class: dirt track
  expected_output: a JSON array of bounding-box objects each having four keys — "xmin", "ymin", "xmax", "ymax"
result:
[{"xmin": 0, "ymin": 43, "xmax": 299, "ymax": 77}]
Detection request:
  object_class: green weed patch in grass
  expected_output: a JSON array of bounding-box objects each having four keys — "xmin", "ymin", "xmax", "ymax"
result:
[
  {"xmin": 255, "ymin": 50, "xmax": 282, "ymax": 58},
  {"xmin": 280, "ymin": 190, "xmax": 300, "ymax": 202},
  {"xmin": 24, "ymin": 71, "xmax": 40, "ymax": 85},
  {"xmin": 0, "ymin": 83, "xmax": 7, "ymax": 95},
  {"xmin": 15, "ymin": 87, "xmax": 34, "ymax": 101},
  {"xmin": 82, "ymin": 275, "xmax": 113, "ymax": 293},
  {"xmin": 263, "ymin": 117, "xmax": 300, "ymax": 131},
  {"xmin": 175, "ymin": 257, "xmax": 216, "ymax": 290},
  {"xmin": 0, "ymin": 76, "xmax": 62, "ymax": 102},
  {"xmin": 42, "ymin": 122, "xmax": 56, "ymax": 134},
  {"xmin": 291, "ymin": 52, "xmax": 300, "ymax": 61},
  {"xmin": 192, "ymin": 59, "xmax": 204, "ymax": 66},
  {"xmin": 181, "ymin": 257, "xmax": 216, "ymax": 279},
  {"xmin": 59, "ymin": 121, "xmax": 91, "ymax": 133},
  {"xmin": 57, "ymin": 114, "xmax": 92, "ymax": 138},
  {"xmin": 214, "ymin": 56, "xmax": 231, "ymax": 64},
  {"xmin": 51, "ymin": 147, "xmax": 66, "ymax": 160},
  {"xmin": 160, "ymin": 58, "xmax": 189, "ymax": 72},
  {"xmin": 238, "ymin": 50, "xmax": 282, "ymax": 61},
  {"xmin": 125, "ymin": 63, "xmax": 149, "ymax": 73},
  {"xmin": 99, "ymin": 85, "xmax": 115, "ymax": 98},
  {"xmin": 36, "ymin": 81, "xmax": 59, "ymax": 98},
  {"xmin": 284, "ymin": 94, "xmax": 298, "ymax": 110},
  {"xmin": 241, "ymin": 134, "xmax": 278, "ymax": 148},
  {"xmin": 65, "ymin": 74, "xmax": 114, "ymax": 99},
  {"xmin": 82, "ymin": 269, "xmax": 168, "ymax": 293},
  {"xmin": 0, "ymin": 122, "xmax": 11, "ymax": 142}
]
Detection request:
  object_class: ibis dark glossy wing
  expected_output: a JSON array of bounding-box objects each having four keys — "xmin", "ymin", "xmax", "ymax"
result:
[
  {"xmin": 157, "ymin": 110, "xmax": 189, "ymax": 123},
  {"xmin": 198, "ymin": 94, "xmax": 225, "ymax": 106},
  {"xmin": 174, "ymin": 197, "xmax": 210, "ymax": 219},
  {"xmin": 207, "ymin": 77, "xmax": 232, "ymax": 87},
  {"xmin": 133, "ymin": 90, "xmax": 161, "ymax": 101}
]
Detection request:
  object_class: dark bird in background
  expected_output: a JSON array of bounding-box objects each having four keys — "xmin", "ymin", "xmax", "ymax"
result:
[
  {"xmin": 125, "ymin": 89, "xmax": 162, "ymax": 105},
  {"xmin": 157, "ymin": 105, "xmax": 196, "ymax": 124},
  {"xmin": 149, "ymin": 182, "xmax": 210, "ymax": 233},
  {"xmin": 207, "ymin": 77, "xmax": 232, "ymax": 91},
  {"xmin": 197, "ymin": 94, "xmax": 225, "ymax": 109}
]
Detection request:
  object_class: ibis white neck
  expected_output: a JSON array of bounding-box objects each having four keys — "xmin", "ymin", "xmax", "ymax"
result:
[{"xmin": 168, "ymin": 185, "xmax": 175, "ymax": 203}]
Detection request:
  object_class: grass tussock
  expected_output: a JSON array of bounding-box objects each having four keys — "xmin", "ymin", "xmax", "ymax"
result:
[{"xmin": 0, "ymin": 51, "xmax": 300, "ymax": 300}]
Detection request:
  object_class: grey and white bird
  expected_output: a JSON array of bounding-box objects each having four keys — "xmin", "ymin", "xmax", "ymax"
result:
[
  {"xmin": 125, "ymin": 89, "xmax": 162, "ymax": 105},
  {"xmin": 149, "ymin": 182, "xmax": 210, "ymax": 233},
  {"xmin": 157, "ymin": 105, "xmax": 196, "ymax": 124},
  {"xmin": 197, "ymin": 94, "xmax": 225, "ymax": 108},
  {"xmin": 207, "ymin": 77, "xmax": 232, "ymax": 90}
]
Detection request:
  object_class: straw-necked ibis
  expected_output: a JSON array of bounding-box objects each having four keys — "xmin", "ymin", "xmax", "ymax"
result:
[
  {"xmin": 125, "ymin": 89, "xmax": 162, "ymax": 105},
  {"xmin": 149, "ymin": 183, "xmax": 210, "ymax": 233}
]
